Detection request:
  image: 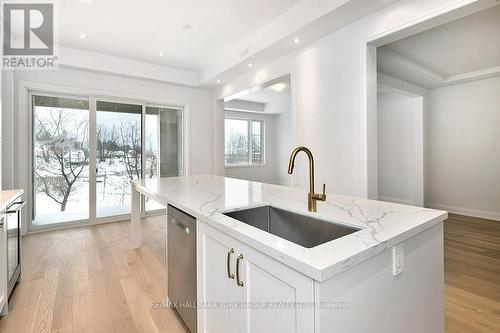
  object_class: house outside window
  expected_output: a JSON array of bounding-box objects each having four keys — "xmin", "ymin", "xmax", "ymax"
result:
[{"xmin": 225, "ymin": 118, "xmax": 264, "ymax": 166}]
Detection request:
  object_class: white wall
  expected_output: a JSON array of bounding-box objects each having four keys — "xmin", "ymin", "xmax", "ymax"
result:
[
  {"xmin": 377, "ymin": 92, "xmax": 416, "ymax": 205},
  {"xmin": 3, "ymin": 67, "xmax": 213, "ymax": 230},
  {"xmin": 224, "ymin": 111, "xmax": 291, "ymax": 185},
  {"xmin": 426, "ymin": 76, "xmax": 500, "ymax": 220},
  {"xmin": 274, "ymin": 112, "xmax": 292, "ymax": 185},
  {"xmin": 1, "ymin": 71, "xmax": 15, "ymax": 190},
  {"xmin": 212, "ymin": 0, "xmax": 472, "ymax": 197}
]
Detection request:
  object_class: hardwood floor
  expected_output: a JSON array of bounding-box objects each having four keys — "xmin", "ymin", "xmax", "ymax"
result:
[
  {"xmin": 0, "ymin": 213, "xmax": 498, "ymax": 332},
  {"xmin": 0, "ymin": 215, "xmax": 187, "ymax": 333},
  {"xmin": 444, "ymin": 214, "xmax": 500, "ymax": 333}
]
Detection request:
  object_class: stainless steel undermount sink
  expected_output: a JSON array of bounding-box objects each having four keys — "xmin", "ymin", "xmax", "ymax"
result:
[{"xmin": 223, "ymin": 206, "xmax": 360, "ymax": 248}]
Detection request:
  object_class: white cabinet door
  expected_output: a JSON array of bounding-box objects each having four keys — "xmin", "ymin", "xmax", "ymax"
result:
[
  {"xmin": 0, "ymin": 216, "xmax": 7, "ymax": 314},
  {"xmin": 197, "ymin": 222, "xmax": 240, "ymax": 333},
  {"xmin": 236, "ymin": 241, "xmax": 315, "ymax": 333},
  {"xmin": 198, "ymin": 221, "xmax": 315, "ymax": 333}
]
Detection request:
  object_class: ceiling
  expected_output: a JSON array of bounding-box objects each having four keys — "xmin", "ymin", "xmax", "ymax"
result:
[
  {"xmin": 2, "ymin": 0, "xmax": 399, "ymax": 86},
  {"xmin": 58, "ymin": 0, "xmax": 301, "ymax": 72},
  {"xmin": 40, "ymin": 0, "xmax": 397, "ymax": 87},
  {"xmin": 378, "ymin": 4, "xmax": 500, "ymax": 89},
  {"xmin": 231, "ymin": 77, "xmax": 291, "ymax": 114}
]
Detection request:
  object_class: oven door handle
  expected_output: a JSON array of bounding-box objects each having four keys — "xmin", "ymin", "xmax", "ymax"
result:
[{"xmin": 7, "ymin": 201, "xmax": 27, "ymax": 214}]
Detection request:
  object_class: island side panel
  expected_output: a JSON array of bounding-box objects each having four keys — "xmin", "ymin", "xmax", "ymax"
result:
[
  {"xmin": 131, "ymin": 184, "xmax": 142, "ymax": 248},
  {"xmin": 315, "ymin": 222, "xmax": 444, "ymax": 333}
]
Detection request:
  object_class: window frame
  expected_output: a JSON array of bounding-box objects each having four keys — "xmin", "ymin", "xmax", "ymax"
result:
[
  {"xmin": 26, "ymin": 87, "xmax": 187, "ymax": 233},
  {"xmin": 224, "ymin": 116, "xmax": 265, "ymax": 168}
]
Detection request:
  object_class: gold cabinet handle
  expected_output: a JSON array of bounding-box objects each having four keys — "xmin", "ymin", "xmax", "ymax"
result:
[
  {"xmin": 236, "ymin": 254, "xmax": 244, "ymax": 287},
  {"xmin": 227, "ymin": 248, "xmax": 235, "ymax": 279}
]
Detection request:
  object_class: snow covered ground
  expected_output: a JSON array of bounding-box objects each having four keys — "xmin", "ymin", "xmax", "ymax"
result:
[{"xmin": 34, "ymin": 156, "xmax": 162, "ymax": 225}]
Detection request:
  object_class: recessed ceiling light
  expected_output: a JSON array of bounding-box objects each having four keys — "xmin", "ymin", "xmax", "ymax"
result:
[
  {"xmin": 247, "ymin": 62, "xmax": 253, "ymax": 68},
  {"xmin": 293, "ymin": 37, "xmax": 300, "ymax": 44},
  {"xmin": 159, "ymin": 51, "xmax": 165, "ymax": 56},
  {"xmin": 216, "ymin": 79, "xmax": 221, "ymax": 84},
  {"xmin": 179, "ymin": 22, "xmax": 192, "ymax": 31},
  {"xmin": 269, "ymin": 82, "xmax": 287, "ymax": 92},
  {"xmin": 79, "ymin": 33, "xmax": 88, "ymax": 39}
]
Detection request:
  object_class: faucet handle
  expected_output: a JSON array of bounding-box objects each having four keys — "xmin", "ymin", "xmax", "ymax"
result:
[{"xmin": 313, "ymin": 184, "xmax": 327, "ymax": 201}]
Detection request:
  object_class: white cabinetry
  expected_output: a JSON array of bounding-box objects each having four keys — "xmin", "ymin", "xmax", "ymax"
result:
[{"xmin": 197, "ymin": 221, "xmax": 314, "ymax": 333}]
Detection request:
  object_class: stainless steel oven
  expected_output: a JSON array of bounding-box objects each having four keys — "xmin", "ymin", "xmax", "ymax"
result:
[{"xmin": 6, "ymin": 198, "xmax": 25, "ymax": 297}]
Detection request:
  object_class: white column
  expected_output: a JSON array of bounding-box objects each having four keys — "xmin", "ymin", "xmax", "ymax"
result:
[{"xmin": 131, "ymin": 184, "xmax": 141, "ymax": 248}]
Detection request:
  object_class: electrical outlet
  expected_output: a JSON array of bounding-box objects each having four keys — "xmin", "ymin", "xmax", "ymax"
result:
[{"xmin": 392, "ymin": 243, "xmax": 404, "ymax": 276}]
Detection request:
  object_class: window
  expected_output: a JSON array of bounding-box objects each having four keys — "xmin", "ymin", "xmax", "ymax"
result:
[
  {"xmin": 31, "ymin": 91, "xmax": 184, "ymax": 230},
  {"xmin": 225, "ymin": 118, "xmax": 264, "ymax": 166}
]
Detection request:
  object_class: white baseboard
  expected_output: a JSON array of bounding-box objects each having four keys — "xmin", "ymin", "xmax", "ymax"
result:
[
  {"xmin": 426, "ymin": 203, "xmax": 500, "ymax": 222},
  {"xmin": 378, "ymin": 196, "xmax": 416, "ymax": 206}
]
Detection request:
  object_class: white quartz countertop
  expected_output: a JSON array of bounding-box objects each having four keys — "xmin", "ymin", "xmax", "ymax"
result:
[
  {"xmin": 0, "ymin": 189, "xmax": 24, "ymax": 211},
  {"xmin": 133, "ymin": 175, "xmax": 447, "ymax": 281}
]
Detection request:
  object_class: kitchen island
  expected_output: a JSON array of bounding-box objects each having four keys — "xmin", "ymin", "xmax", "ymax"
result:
[{"xmin": 131, "ymin": 175, "xmax": 447, "ymax": 333}]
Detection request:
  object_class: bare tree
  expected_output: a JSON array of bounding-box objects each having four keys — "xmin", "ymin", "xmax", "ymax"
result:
[
  {"xmin": 146, "ymin": 135, "xmax": 157, "ymax": 178},
  {"xmin": 96, "ymin": 125, "xmax": 107, "ymax": 162},
  {"xmin": 118, "ymin": 118, "xmax": 141, "ymax": 180},
  {"xmin": 225, "ymin": 133, "xmax": 247, "ymax": 164},
  {"xmin": 35, "ymin": 108, "xmax": 89, "ymax": 211}
]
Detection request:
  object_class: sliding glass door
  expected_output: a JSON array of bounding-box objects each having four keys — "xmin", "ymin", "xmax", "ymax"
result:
[
  {"xmin": 95, "ymin": 100, "xmax": 143, "ymax": 219},
  {"xmin": 32, "ymin": 94, "xmax": 90, "ymax": 226},
  {"xmin": 31, "ymin": 92, "xmax": 184, "ymax": 230},
  {"xmin": 144, "ymin": 106, "xmax": 183, "ymax": 211}
]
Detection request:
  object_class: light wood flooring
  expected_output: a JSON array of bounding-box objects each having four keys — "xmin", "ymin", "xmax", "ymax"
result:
[
  {"xmin": 0, "ymin": 215, "xmax": 186, "ymax": 333},
  {"xmin": 0, "ymin": 213, "xmax": 498, "ymax": 332},
  {"xmin": 444, "ymin": 214, "xmax": 500, "ymax": 332}
]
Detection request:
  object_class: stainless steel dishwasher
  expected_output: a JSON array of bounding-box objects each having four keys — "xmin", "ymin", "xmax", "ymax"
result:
[{"xmin": 167, "ymin": 205, "xmax": 197, "ymax": 333}]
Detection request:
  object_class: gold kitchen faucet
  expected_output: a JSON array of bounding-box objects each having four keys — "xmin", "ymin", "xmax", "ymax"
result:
[{"xmin": 287, "ymin": 146, "xmax": 326, "ymax": 212}]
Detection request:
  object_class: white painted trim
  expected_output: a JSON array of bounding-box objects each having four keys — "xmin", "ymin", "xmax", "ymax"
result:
[
  {"xmin": 359, "ymin": 43, "xmax": 378, "ymax": 199},
  {"xmin": 443, "ymin": 65, "xmax": 500, "ymax": 86},
  {"xmin": 59, "ymin": 46, "xmax": 199, "ymax": 87},
  {"xmin": 379, "ymin": 50, "xmax": 500, "ymax": 88},
  {"xmin": 89, "ymin": 96, "xmax": 97, "ymax": 225},
  {"xmin": 214, "ymin": 100, "xmax": 225, "ymax": 176},
  {"xmin": 378, "ymin": 73, "xmax": 427, "ymax": 96},
  {"xmin": 223, "ymin": 116, "xmax": 266, "ymax": 168},
  {"xmin": 365, "ymin": 0, "xmax": 486, "ymax": 47},
  {"xmin": 427, "ymin": 203, "xmax": 500, "ymax": 222},
  {"xmin": 18, "ymin": 80, "xmax": 190, "ymax": 231},
  {"xmin": 360, "ymin": 0, "xmax": 489, "ymax": 199},
  {"xmin": 215, "ymin": 70, "xmax": 297, "ymax": 185},
  {"xmin": 411, "ymin": 96, "xmax": 424, "ymax": 208}
]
